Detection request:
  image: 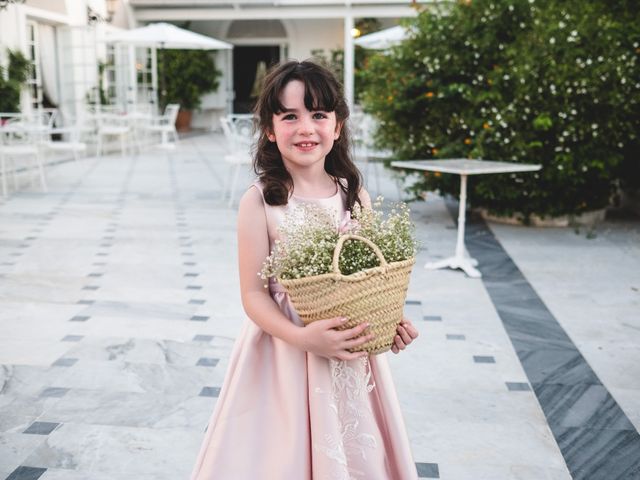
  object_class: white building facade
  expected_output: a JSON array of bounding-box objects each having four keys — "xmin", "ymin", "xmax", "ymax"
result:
[{"xmin": 0, "ymin": 0, "xmax": 138, "ymax": 121}]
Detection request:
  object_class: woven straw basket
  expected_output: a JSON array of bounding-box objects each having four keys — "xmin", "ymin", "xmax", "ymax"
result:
[{"xmin": 278, "ymin": 234, "xmax": 415, "ymax": 355}]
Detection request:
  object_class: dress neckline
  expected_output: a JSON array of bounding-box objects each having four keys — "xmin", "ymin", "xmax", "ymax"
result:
[{"xmin": 291, "ymin": 180, "xmax": 340, "ymax": 201}]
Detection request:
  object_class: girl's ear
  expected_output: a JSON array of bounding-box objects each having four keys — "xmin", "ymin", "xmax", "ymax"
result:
[
  {"xmin": 267, "ymin": 130, "xmax": 276, "ymax": 142},
  {"xmin": 334, "ymin": 121, "xmax": 343, "ymax": 140}
]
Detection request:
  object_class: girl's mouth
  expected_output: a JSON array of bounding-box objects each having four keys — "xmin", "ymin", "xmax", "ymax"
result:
[{"xmin": 294, "ymin": 142, "xmax": 318, "ymax": 151}]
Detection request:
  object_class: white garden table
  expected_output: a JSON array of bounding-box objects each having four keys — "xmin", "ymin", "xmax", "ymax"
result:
[{"xmin": 391, "ymin": 159, "xmax": 541, "ymax": 278}]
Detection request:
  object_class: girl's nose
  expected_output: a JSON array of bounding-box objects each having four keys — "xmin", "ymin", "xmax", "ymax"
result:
[{"xmin": 298, "ymin": 117, "xmax": 314, "ymax": 135}]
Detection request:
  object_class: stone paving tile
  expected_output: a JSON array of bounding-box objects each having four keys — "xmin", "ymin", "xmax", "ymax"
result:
[{"xmin": 5, "ymin": 466, "xmax": 47, "ymax": 480}]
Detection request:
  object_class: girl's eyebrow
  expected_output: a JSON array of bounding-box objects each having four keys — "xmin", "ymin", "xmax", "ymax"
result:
[{"xmin": 278, "ymin": 107, "xmax": 328, "ymax": 114}]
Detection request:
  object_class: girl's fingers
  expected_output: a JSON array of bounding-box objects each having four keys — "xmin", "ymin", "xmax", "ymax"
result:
[
  {"xmin": 405, "ymin": 323, "xmax": 420, "ymax": 339},
  {"xmin": 343, "ymin": 333, "xmax": 375, "ymax": 350},
  {"xmin": 327, "ymin": 316, "xmax": 348, "ymax": 329},
  {"xmin": 338, "ymin": 321, "xmax": 370, "ymax": 340},
  {"xmin": 394, "ymin": 334, "xmax": 406, "ymax": 350},
  {"xmin": 391, "ymin": 344, "xmax": 399, "ymax": 354},
  {"xmin": 397, "ymin": 325, "xmax": 413, "ymax": 345},
  {"xmin": 400, "ymin": 319, "xmax": 420, "ymax": 339}
]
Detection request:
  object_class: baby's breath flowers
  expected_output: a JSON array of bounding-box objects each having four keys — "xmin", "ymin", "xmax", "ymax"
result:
[{"xmin": 260, "ymin": 197, "xmax": 417, "ymax": 283}]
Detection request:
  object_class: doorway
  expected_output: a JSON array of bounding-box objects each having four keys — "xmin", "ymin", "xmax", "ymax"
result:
[{"xmin": 232, "ymin": 46, "xmax": 280, "ymax": 113}]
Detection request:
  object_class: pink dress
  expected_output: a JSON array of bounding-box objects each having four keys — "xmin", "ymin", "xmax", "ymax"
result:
[{"xmin": 190, "ymin": 181, "xmax": 418, "ymax": 480}]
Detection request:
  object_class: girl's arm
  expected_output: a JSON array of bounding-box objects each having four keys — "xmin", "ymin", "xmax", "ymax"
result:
[{"xmin": 237, "ymin": 186, "xmax": 374, "ymax": 360}]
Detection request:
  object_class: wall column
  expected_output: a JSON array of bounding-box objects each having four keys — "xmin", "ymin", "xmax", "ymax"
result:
[{"xmin": 343, "ymin": 13, "xmax": 354, "ymax": 111}]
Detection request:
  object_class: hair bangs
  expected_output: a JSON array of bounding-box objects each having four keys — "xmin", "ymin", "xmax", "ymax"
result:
[
  {"xmin": 266, "ymin": 63, "xmax": 339, "ymax": 114},
  {"xmin": 267, "ymin": 74, "xmax": 290, "ymax": 115},
  {"xmin": 302, "ymin": 74, "xmax": 338, "ymax": 113}
]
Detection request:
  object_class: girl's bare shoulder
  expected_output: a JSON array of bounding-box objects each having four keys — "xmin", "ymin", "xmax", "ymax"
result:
[
  {"xmin": 238, "ymin": 185, "xmax": 266, "ymax": 221},
  {"xmin": 358, "ymin": 186, "xmax": 372, "ymax": 208}
]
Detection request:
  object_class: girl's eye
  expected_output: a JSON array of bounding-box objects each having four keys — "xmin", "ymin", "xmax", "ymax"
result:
[
  {"xmin": 282, "ymin": 114, "xmax": 296, "ymax": 120},
  {"xmin": 313, "ymin": 112, "xmax": 328, "ymax": 119}
]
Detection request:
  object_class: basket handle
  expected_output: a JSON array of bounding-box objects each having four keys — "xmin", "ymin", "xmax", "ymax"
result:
[{"xmin": 332, "ymin": 234, "xmax": 388, "ymax": 274}]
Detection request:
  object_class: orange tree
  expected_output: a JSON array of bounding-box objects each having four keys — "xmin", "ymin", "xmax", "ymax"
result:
[{"xmin": 360, "ymin": 0, "xmax": 639, "ymax": 218}]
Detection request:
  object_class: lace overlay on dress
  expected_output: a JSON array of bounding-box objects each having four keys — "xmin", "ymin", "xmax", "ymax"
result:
[{"xmin": 313, "ymin": 357, "xmax": 378, "ymax": 480}]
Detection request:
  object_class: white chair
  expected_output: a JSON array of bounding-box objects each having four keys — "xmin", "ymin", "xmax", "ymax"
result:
[
  {"xmin": 39, "ymin": 108, "xmax": 59, "ymax": 130},
  {"xmin": 42, "ymin": 122, "xmax": 89, "ymax": 163},
  {"xmin": 95, "ymin": 112, "xmax": 129, "ymax": 158},
  {"xmin": 0, "ymin": 120, "xmax": 47, "ymax": 197},
  {"xmin": 142, "ymin": 103, "xmax": 180, "ymax": 149},
  {"xmin": 220, "ymin": 116, "xmax": 253, "ymax": 207}
]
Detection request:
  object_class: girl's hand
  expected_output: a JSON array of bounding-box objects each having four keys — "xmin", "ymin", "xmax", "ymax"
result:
[
  {"xmin": 296, "ymin": 317, "xmax": 374, "ymax": 361},
  {"xmin": 391, "ymin": 317, "xmax": 419, "ymax": 354}
]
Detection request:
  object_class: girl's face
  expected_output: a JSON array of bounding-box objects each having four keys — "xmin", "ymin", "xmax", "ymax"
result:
[{"xmin": 268, "ymin": 80, "xmax": 341, "ymax": 171}]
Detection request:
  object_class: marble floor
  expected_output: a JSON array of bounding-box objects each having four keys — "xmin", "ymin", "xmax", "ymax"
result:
[{"xmin": 0, "ymin": 134, "xmax": 638, "ymax": 479}]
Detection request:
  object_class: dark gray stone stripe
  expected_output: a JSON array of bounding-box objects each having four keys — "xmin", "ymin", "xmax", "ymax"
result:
[{"xmin": 448, "ymin": 203, "xmax": 640, "ymax": 480}]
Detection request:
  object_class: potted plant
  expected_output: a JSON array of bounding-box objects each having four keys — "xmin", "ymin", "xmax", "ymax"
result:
[
  {"xmin": 158, "ymin": 49, "xmax": 222, "ymax": 131},
  {"xmin": 0, "ymin": 49, "xmax": 31, "ymax": 114}
]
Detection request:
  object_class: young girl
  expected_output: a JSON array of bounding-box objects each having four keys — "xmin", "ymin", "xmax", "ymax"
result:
[{"xmin": 191, "ymin": 60, "xmax": 420, "ymax": 480}]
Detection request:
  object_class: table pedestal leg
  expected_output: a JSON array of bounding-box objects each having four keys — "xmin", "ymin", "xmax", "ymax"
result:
[{"xmin": 424, "ymin": 173, "xmax": 481, "ymax": 278}]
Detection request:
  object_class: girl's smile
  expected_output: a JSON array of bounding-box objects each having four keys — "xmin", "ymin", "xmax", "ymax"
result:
[{"xmin": 294, "ymin": 141, "xmax": 318, "ymax": 151}]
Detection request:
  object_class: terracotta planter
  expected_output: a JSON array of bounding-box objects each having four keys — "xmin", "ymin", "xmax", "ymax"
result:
[
  {"xmin": 478, "ymin": 208, "xmax": 606, "ymax": 227},
  {"xmin": 175, "ymin": 109, "xmax": 192, "ymax": 132}
]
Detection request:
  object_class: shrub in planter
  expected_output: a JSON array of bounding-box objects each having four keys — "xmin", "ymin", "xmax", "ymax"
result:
[
  {"xmin": 0, "ymin": 49, "xmax": 31, "ymax": 113},
  {"xmin": 158, "ymin": 49, "xmax": 222, "ymax": 121},
  {"xmin": 360, "ymin": 0, "xmax": 639, "ymax": 220}
]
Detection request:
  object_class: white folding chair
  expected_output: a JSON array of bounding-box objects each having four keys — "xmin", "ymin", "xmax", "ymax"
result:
[
  {"xmin": 95, "ymin": 112, "xmax": 129, "ymax": 158},
  {"xmin": 142, "ymin": 103, "xmax": 180, "ymax": 148},
  {"xmin": 220, "ymin": 116, "xmax": 253, "ymax": 207},
  {"xmin": 42, "ymin": 120, "xmax": 89, "ymax": 163},
  {"xmin": 0, "ymin": 120, "xmax": 46, "ymax": 197}
]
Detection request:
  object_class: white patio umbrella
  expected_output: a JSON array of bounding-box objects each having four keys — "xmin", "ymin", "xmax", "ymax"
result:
[
  {"xmin": 107, "ymin": 22, "xmax": 233, "ymax": 50},
  {"xmin": 107, "ymin": 23, "xmax": 233, "ymax": 109},
  {"xmin": 354, "ymin": 26, "xmax": 408, "ymax": 50}
]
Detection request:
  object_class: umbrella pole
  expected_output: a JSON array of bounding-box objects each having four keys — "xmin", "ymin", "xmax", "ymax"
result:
[{"xmin": 160, "ymin": 42, "xmax": 166, "ymax": 111}]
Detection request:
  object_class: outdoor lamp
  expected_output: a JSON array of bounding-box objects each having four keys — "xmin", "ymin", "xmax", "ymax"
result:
[
  {"xmin": 0, "ymin": 0, "xmax": 26, "ymax": 10},
  {"xmin": 87, "ymin": 0, "xmax": 117, "ymax": 24}
]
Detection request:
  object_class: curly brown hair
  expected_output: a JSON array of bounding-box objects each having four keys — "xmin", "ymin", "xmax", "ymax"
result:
[{"xmin": 252, "ymin": 60, "xmax": 362, "ymax": 211}]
